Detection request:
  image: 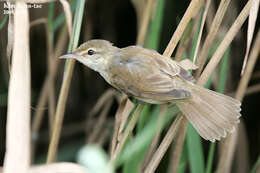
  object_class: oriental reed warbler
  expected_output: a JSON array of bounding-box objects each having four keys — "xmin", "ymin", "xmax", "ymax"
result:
[{"xmin": 60, "ymin": 39, "xmax": 241, "ymax": 142}]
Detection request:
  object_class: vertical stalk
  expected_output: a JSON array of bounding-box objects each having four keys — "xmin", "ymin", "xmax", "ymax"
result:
[{"xmin": 46, "ymin": 0, "xmax": 86, "ymax": 163}]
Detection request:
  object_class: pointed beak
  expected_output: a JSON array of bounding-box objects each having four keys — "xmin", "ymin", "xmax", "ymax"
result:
[{"xmin": 59, "ymin": 53, "xmax": 83, "ymax": 60}]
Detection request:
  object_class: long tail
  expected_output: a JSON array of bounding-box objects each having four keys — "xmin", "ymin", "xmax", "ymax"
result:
[{"xmin": 176, "ymin": 83, "xmax": 241, "ymax": 142}]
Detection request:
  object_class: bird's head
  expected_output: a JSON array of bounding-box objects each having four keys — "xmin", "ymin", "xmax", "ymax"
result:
[{"xmin": 59, "ymin": 39, "xmax": 118, "ymax": 72}]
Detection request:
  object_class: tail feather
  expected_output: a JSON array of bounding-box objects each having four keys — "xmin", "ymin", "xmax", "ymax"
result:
[
  {"xmin": 176, "ymin": 84, "xmax": 241, "ymax": 142},
  {"xmin": 178, "ymin": 101, "xmax": 226, "ymax": 141}
]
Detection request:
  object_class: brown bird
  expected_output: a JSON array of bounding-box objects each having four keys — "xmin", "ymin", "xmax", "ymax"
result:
[{"xmin": 60, "ymin": 39, "xmax": 241, "ymax": 142}]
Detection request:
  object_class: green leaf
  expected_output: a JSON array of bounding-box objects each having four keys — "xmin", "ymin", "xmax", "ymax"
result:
[
  {"xmin": 0, "ymin": 15, "xmax": 8, "ymax": 31},
  {"xmin": 251, "ymin": 155, "xmax": 260, "ymax": 173},
  {"xmin": 144, "ymin": 0, "xmax": 165, "ymax": 50},
  {"xmin": 187, "ymin": 124, "xmax": 205, "ymax": 173},
  {"xmin": 186, "ymin": 6, "xmax": 205, "ymax": 173},
  {"xmin": 137, "ymin": 105, "xmax": 151, "ymax": 132},
  {"xmin": 53, "ymin": 0, "xmax": 77, "ymax": 32},
  {"xmin": 115, "ymin": 106, "xmax": 178, "ymax": 168}
]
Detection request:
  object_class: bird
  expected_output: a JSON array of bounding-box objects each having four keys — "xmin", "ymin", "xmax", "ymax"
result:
[{"xmin": 60, "ymin": 39, "xmax": 241, "ymax": 142}]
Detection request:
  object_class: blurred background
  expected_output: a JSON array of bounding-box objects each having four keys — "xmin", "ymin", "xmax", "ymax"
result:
[{"xmin": 0, "ymin": 0, "xmax": 259, "ymax": 172}]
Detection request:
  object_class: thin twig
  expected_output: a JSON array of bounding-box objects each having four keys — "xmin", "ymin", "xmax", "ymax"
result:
[
  {"xmin": 241, "ymin": 0, "xmax": 259, "ymax": 75},
  {"xmin": 111, "ymin": 104, "xmax": 145, "ymax": 163},
  {"xmin": 110, "ymin": 97, "xmax": 134, "ymax": 156},
  {"xmin": 196, "ymin": 0, "xmax": 232, "ymax": 77},
  {"xmin": 110, "ymin": 0, "xmax": 156, "ymax": 160},
  {"xmin": 136, "ymin": 0, "xmax": 156, "ymax": 45},
  {"xmin": 31, "ymin": 27, "xmax": 68, "ymax": 161},
  {"xmin": 217, "ymin": 27, "xmax": 260, "ymax": 173},
  {"xmin": 143, "ymin": 115, "xmax": 183, "ymax": 173},
  {"xmin": 46, "ymin": 0, "xmax": 86, "ymax": 163},
  {"xmin": 87, "ymin": 100, "xmax": 113, "ymax": 143},
  {"xmin": 163, "ymin": 0, "xmax": 203, "ymax": 57},
  {"xmin": 245, "ymin": 83, "xmax": 260, "ymax": 96},
  {"xmin": 235, "ymin": 29, "xmax": 260, "ymax": 100},
  {"xmin": 174, "ymin": 21, "xmax": 194, "ymax": 61},
  {"xmin": 198, "ymin": 0, "xmax": 252, "ymax": 86},
  {"xmin": 140, "ymin": 105, "xmax": 167, "ymax": 171},
  {"xmin": 46, "ymin": 16, "xmax": 55, "ymax": 136},
  {"xmin": 169, "ymin": 116, "xmax": 188, "ymax": 173},
  {"xmin": 193, "ymin": 0, "xmax": 211, "ymax": 63}
]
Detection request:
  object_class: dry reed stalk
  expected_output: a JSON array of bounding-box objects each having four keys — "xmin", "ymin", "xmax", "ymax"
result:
[
  {"xmin": 22, "ymin": 0, "xmax": 73, "ymax": 35},
  {"xmin": 0, "ymin": 163, "xmax": 87, "ymax": 173},
  {"xmin": 3, "ymin": 2, "xmax": 31, "ymax": 173},
  {"xmin": 146, "ymin": 2, "xmax": 206, "ymax": 171},
  {"xmin": 30, "ymin": 18, "xmax": 47, "ymax": 27},
  {"xmin": 163, "ymin": 0, "xmax": 204, "ymax": 57},
  {"xmin": 111, "ymin": 104, "xmax": 145, "ymax": 163},
  {"xmin": 140, "ymin": 132, "xmax": 161, "ymax": 171},
  {"xmin": 169, "ymin": 116, "xmax": 188, "ymax": 173},
  {"xmin": 166, "ymin": 4, "xmax": 212, "ymax": 168},
  {"xmin": 235, "ymin": 121, "xmax": 250, "ymax": 173},
  {"xmin": 217, "ymin": 27, "xmax": 260, "ymax": 173},
  {"xmin": 29, "ymin": 162, "xmax": 87, "ymax": 173},
  {"xmin": 196, "ymin": 0, "xmax": 231, "ymax": 77},
  {"xmin": 29, "ymin": 0, "xmax": 72, "ymax": 135},
  {"xmin": 46, "ymin": 60, "xmax": 76, "ymax": 163},
  {"xmin": 198, "ymin": 0, "xmax": 252, "ymax": 86},
  {"xmin": 110, "ymin": 97, "xmax": 134, "ymax": 156},
  {"xmin": 244, "ymin": 83, "xmax": 260, "ymax": 96},
  {"xmin": 136, "ymin": 0, "xmax": 156, "ymax": 45},
  {"xmin": 193, "ymin": 0, "xmax": 211, "ymax": 63},
  {"xmin": 141, "ymin": 2, "xmax": 204, "ymax": 170},
  {"xmin": 87, "ymin": 89, "xmax": 116, "ymax": 118},
  {"xmin": 32, "ymin": 27, "xmax": 68, "ymax": 133},
  {"xmin": 31, "ymin": 27, "xmax": 68, "ymax": 160},
  {"xmin": 87, "ymin": 100, "xmax": 114, "ymax": 143},
  {"xmin": 140, "ymin": 105, "xmax": 168, "ymax": 172},
  {"xmin": 241, "ymin": 0, "xmax": 259, "ymax": 74},
  {"xmin": 143, "ymin": 115, "xmax": 183, "ymax": 173},
  {"xmin": 110, "ymin": 0, "xmax": 157, "ymax": 160},
  {"xmin": 46, "ymin": 22, "xmax": 55, "ymax": 135},
  {"xmin": 236, "ymin": 29, "xmax": 260, "ymax": 101},
  {"xmin": 97, "ymin": 127, "xmax": 110, "ymax": 146},
  {"xmin": 59, "ymin": 0, "xmax": 72, "ymax": 37},
  {"xmin": 167, "ymin": 10, "xmax": 205, "ymax": 169},
  {"xmin": 205, "ymin": 1, "xmax": 215, "ymax": 33},
  {"xmin": 217, "ymin": 129, "xmax": 238, "ymax": 173},
  {"xmin": 174, "ymin": 23, "xmax": 193, "ymax": 61},
  {"xmin": 131, "ymin": 0, "xmax": 149, "ymax": 29},
  {"xmin": 117, "ymin": 99, "xmax": 135, "ymax": 141},
  {"xmin": 167, "ymin": 1, "xmax": 252, "ymax": 172},
  {"xmin": 197, "ymin": 2, "xmax": 252, "ymax": 171},
  {"xmin": 46, "ymin": 0, "xmax": 85, "ymax": 161},
  {"xmin": 85, "ymin": 89, "xmax": 116, "ymax": 141}
]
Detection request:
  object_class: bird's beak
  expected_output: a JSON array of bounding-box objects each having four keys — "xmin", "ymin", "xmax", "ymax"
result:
[{"xmin": 59, "ymin": 53, "xmax": 83, "ymax": 60}]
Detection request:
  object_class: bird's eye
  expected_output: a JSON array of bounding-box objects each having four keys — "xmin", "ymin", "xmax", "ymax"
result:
[{"xmin": 87, "ymin": 49, "xmax": 95, "ymax": 55}]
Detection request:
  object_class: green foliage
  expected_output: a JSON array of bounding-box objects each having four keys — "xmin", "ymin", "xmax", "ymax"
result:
[
  {"xmin": 0, "ymin": 15, "xmax": 8, "ymax": 31},
  {"xmin": 186, "ymin": 7, "xmax": 205, "ymax": 173},
  {"xmin": 251, "ymin": 155, "xmax": 260, "ymax": 173},
  {"xmin": 116, "ymin": 106, "xmax": 178, "ymax": 168}
]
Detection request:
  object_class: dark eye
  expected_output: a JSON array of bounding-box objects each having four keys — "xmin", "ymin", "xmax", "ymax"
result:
[{"xmin": 87, "ymin": 49, "xmax": 95, "ymax": 55}]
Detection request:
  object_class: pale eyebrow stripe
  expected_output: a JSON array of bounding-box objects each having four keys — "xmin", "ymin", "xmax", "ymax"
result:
[{"xmin": 80, "ymin": 48, "xmax": 97, "ymax": 55}]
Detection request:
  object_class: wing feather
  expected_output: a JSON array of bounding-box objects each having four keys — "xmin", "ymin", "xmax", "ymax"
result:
[{"xmin": 109, "ymin": 46, "xmax": 192, "ymax": 103}]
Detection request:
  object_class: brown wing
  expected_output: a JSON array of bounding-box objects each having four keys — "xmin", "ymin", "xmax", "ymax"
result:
[{"xmin": 109, "ymin": 46, "xmax": 192, "ymax": 104}]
